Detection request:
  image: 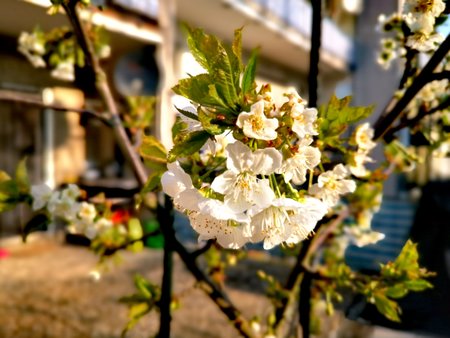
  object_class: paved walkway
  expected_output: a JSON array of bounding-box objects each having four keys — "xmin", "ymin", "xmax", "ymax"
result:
[{"xmin": 0, "ymin": 234, "xmax": 445, "ymax": 338}]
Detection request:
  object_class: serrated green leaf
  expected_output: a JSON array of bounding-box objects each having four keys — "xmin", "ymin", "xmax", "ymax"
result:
[
  {"xmin": 395, "ymin": 240, "xmax": 419, "ymax": 271},
  {"xmin": 386, "ymin": 284, "xmax": 409, "ymax": 299},
  {"xmin": 22, "ymin": 214, "xmax": 50, "ymax": 242},
  {"xmin": 318, "ymin": 95, "xmax": 374, "ymax": 139},
  {"xmin": 175, "ymin": 106, "xmax": 199, "ymax": 121},
  {"xmin": 404, "ymin": 279, "xmax": 433, "ymax": 291},
  {"xmin": 374, "ymin": 294, "xmax": 401, "ymax": 322},
  {"xmin": 172, "ymin": 116, "xmax": 188, "ymax": 142},
  {"xmin": 242, "ymin": 48, "xmax": 258, "ymax": 96},
  {"xmin": 168, "ymin": 130, "xmax": 210, "ymax": 162},
  {"xmin": 181, "ymin": 25, "xmax": 240, "ymax": 109},
  {"xmin": 173, "ymin": 74, "xmax": 227, "ymax": 108},
  {"xmin": 139, "ymin": 135, "xmax": 167, "ymax": 171},
  {"xmin": 198, "ymin": 107, "xmax": 227, "ymax": 135},
  {"xmin": 232, "ymin": 28, "xmax": 243, "ymax": 71}
]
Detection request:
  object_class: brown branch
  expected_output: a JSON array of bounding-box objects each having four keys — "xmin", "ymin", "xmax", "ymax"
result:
[
  {"xmin": 386, "ymin": 96, "xmax": 450, "ymax": 137},
  {"xmin": 172, "ymin": 235, "xmax": 255, "ymax": 338},
  {"xmin": 373, "ymin": 34, "xmax": 450, "ymax": 141},
  {"xmin": 61, "ymin": 0, "xmax": 148, "ymax": 186},
  {"xmin": 274, "ymin": 207, "xmax": 348, "ymax": 331},
  {"xmin": 0, "ymin": 89, "xmax": 107, "ymax": 121},
  {"xmin": 102, "ymin": 229, "xmax": 161, "ymax": 256},
  {"xmin": 191, "ymin": 240, "xmax": 214, "ymax": 259},
  {"xmin": 303, "ymin": 207, "xmax": 349, "ymax": 265}
]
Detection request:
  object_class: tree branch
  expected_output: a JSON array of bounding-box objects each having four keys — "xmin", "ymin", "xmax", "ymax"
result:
[
  {"xmin": 172, "ymin": 232, "xmax": 254, "ymax": 337},
  {"xmin": 61, "ymin": 0, "xmax": 148, "ymax": 185},
  {"xmin": 373, "ymin": 34, "xmax": 450, "ymax": 141},
  {"xmin": 157, "ymin": 195, "xmax": 175, "ymax": 338},
  {"xmin": 386, "ymin": 96, "xmax": 450, "ymax": 137}
]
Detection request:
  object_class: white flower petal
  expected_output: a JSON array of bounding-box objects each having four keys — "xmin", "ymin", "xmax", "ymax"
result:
[{"xmin": 161, "ymin": 162, "xmax": 193, "ymax": 198}]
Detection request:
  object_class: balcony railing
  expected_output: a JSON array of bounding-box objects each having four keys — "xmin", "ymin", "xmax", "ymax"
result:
[{"xmin": 227, "ymin": 0, "xmax": 354, "ymax": 66}]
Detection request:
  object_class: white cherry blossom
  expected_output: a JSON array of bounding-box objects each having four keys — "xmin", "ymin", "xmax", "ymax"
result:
[
  {"xmin": 236, "ymin": 100, "xmax": 279, "ymax": 140},
  {"xmin": 248, "ymin": 197, "xmax": 327, "ymax": 249},
  {"xmin": 354, "ymin": 123, "xmax": 376, "ymax": 151},
  {"xmin": 211, "ymin": 141, "xmax": 281, "ymax": 212},
  {"xmin": 309, "ymin": 164, "xmax": 356, "ymax": 207},
  {"xmin": 286, "ymin": 197, "xmax": 328, "ymax": 244},
  {"xmin": 187, "ymin": 197, "xmax": 251, "ymax": 249},
  {"xmin": 30, "ymin": 184, "xmax": 52, "ymax": 211},
  {"xmin": 290, "ymin": 104, "xmax": 318, "ymax": 139},
  {"xmin": 78, "ymin": 202, "xmax": 97, "ymax": 223},
  {"xmin": 161, "ymin": 161, "xmax": 198, "ymax": 210},
  {"xmin": 406, "ymin": 32, "xmax": 444, "ymax": 52},
  {"xmin": 278, "ymin": 138, "xmax": 321, "ymax": 185},
  {"xmin": 348, "ymin": 150, "xmax": 374, "ymax": 178}
]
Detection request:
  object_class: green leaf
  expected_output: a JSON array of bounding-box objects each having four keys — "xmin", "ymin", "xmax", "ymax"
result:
[
  {"xmin": 168, "ymin": 130, "xmax": 210, "ymax": 162},
  {"xmin": 175, "ymin": 106, "xmax": 199, "ymax": 121},
  {"xmin": 404, "ymin": 279, "xmax": 433, "ymax": 291},
  {"xmin": 232, "ymin": 28, "xmax": 243, "ymax": 71},
  {"xmin": 386, "ymin": 284, "xmax": 409, "ymax": 299},
  {"xmin": 22, "ymin": 214, "xmax": 50, "ymax": 243},
  {"xmin": 0, "ymin": 178, "xmax": 20, "ymax": 214},
  {"xmin": 395, "ymin": 240, "xmax": 420, "ymax": 271},
  {"xmin": 173, "ymin": 74, "xmax": 227, "ymax": 108},
  {"xmin": 15, "ymin": 158, "xmax": 30, "ymax": 194},
  {"xmin": 127, "ymin": 218, "xmax": 144, "ymax": 252},
  {"xmin": 0, "ymin": 171, "xmax": 11, "ymax": 182},
  {"xmin": 141, "ymin": 171, "xmax": 163, "ymax": 193},
  {"xmin": 198, "ymin": 107, "xmax": 227, "ymax": 135},
  {"xmin": 0, "ymin": 180, "xmax": 19, "ymax": 203},
  {"xmin": 318, "ymin": 95, "xmax": 374, "ymax": 138},
  {"xmin": 139, "ymin": 135, "xmax": 167, "ymax": 171},
  {"xmin": 181, "ymin": 25, "xmax": 241, "ymax": 109},
  {"xmin": 241, "ymin": 48, "xmax": 258, "ymax": 96},
  {"xmin": 374, "ymin": 294, "xmax": 401, "ymax": 322}
]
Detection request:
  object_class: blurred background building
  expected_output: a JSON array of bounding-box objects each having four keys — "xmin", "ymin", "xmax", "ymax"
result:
[{"xmin": 1, "ymin": 0, "xmax": 449, "ymax": 335}]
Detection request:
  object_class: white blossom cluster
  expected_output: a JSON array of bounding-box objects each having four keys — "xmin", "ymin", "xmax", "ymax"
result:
[
  {"xmin": 17, "ymin": 27, "xmax": 111, "ymax": 82},
  {"xmin": 348, "ymin": 123, "xmax": 377, "ymax": 178},
  {"xmin": 18, "ymin": 31, "xmax": 46, "ymax": 68},
  {"xmin": 403, "ymin": 0, "xmax": 446, "ymax": 52},
  {"xmin": 30, "ymin": 183, "xmax": 117, "ymax": 239},
  {"xmin": 377, "ymin": 0, "xmax": 446, "ymax": 69},
  {"xmin": 162, "ymin": 92, "xmax": 365, "ymax": 250}
]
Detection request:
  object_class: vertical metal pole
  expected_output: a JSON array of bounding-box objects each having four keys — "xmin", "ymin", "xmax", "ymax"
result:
[{"xmin": 308, "ymin": 0, "xmax": 322, "ymax": 108}]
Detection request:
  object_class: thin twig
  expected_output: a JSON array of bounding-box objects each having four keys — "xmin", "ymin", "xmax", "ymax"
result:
[
  {"xmin": 62, "ymin": 0, "xmax": 148, "ymax": 185},
  {"xmin": 386, "ymin": 96, "xmax": 450, "ymax": 137},
  {"xmin": 191, "ymin": 240, "xmax": 214, "ymax": 259},
  {"xmin": 373, "ymin": 34, "xmax": 450, "ymax": 141},
  {"xmin": 397, "ymin": 48, "xmax": 418, "ymax": 90},
  {"xmin": 303, "ymin": 207, "xmax": 350, "ymax": 265}
]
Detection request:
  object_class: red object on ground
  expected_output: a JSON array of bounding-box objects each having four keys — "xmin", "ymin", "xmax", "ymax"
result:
[
  {"xmin": 0, "ymin": 248, "xmax": 9, "ymax": 259},
  {"xmin": 111, "ymin": 209, "xmax": 131, "ymax": 224}
]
